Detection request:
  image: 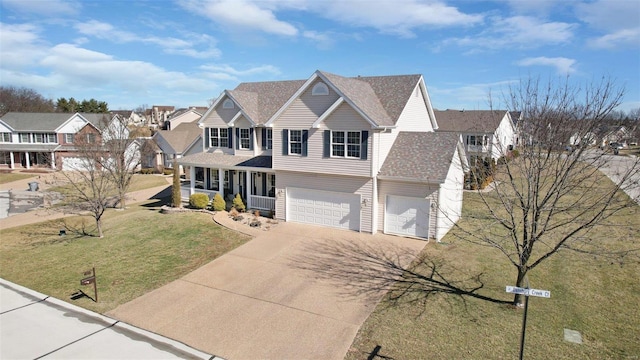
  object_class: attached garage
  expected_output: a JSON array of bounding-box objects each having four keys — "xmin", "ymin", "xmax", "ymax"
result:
[
  {"xmin": 286, "ymin": 187, "xmax": 361, "ymax": 231},
  {"xmin": 62, "ymin": 157, "xmax": 84, "ymax": 171},
  {"xmin": 384, "ymin": 195, "xmax": 430, "ymax": 238}
]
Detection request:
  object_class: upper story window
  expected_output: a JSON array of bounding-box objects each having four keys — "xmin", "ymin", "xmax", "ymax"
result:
[
  {"xmin": 86, "ymin": 133, "xmax": 96, "ymax": 143},
  {"xmin": 33, "ymin": 133, "xmax": 57, "ymax": 143},
  {"xmin": 1, "ymin": 133, "xmax": 11, "ymax": 143},
  {"xmin": 289, "ymin": 130, "xmax": 303, "ymax": 154},
  {"xmin": 331, "ymin": 131, "xmax": 361, "ymax": 158},
  {"xmin": 222, "ymin": 99, "xmax": 234, "ymax": 109},
  {"xmin": 466, "ymin": 135, "xmax": 488, "ymax": 146},
  {"xmin": 312, "ymin": 82, "xmax": 329, "ymax": 96},
  {"xmin": 65, "ymin": 133, "xmax": 74, "ymax": 143},
  {"xmin": 19, "ymin": 133, "xmax": 31, "ymax": 143},
  {"xmin": 262, "ymin": 128, "xmax": 273, "ymax": 150},
  {"xmin": 210, "ymin": 128, "xmax": 229, "ymax": 147},
  {"xmin": 239, "ymin": 128, "xmax": 251, "ymax": 149}
]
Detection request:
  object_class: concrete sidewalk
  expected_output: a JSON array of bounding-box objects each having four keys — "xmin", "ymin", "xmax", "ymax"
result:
[
  {"xmin": 0, "ymin": 278, "xmax": 219, "ymax": 359},
  {"xmin": 0, "ymin": 175, "xmax": 172, "ymax": 230}
]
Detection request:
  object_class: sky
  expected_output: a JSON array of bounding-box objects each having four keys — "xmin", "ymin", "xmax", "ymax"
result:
[{"xmin": 1, "ymin": 0, "xmax": 639, "ymax": 113}]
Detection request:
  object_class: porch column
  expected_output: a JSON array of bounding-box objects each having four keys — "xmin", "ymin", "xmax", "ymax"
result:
[
  {"xmin": 9, "ymin": 152, "xmax": 14, "ymax": 169},
  {"xmin": 245, "ymin": 170, "xmax": 251, "ymax": 209},
  {"xmin": 25, "ymin": 151, "xmax": 31, "ymax": 169},
  {"xmin": 218, "ymin": 168, "xmax": 224, "ymax": 199},
  {"xmin": 189, "ymin": 166, "xmax": 195, "ymax": 196},
  {"xmin": 50, "ymin": 152, "xmax": 56, "ymax": 169}
]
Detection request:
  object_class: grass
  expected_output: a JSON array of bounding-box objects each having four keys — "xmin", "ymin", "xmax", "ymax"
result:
[
  {"xmin": 125, "ymin": 174, "xmax": 170, "ymax": 192},
  {"xmin": 347, "ymin": 182, "xmax": 640, "ymax": 359},
  {"xmin": 0, "ymin": 199, "xmax": 250, "ymax": 314},
  {"xmin": 0, "ymin": 172, "xmax": 36, "ymax": 184}
]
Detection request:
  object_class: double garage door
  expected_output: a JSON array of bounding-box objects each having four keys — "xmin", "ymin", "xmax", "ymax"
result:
[
  {"xmin": 287, "ymin": 188, "xmax": 360, "ymax": 231},
  {"xmin": 384, "ymin": 195, "xmax": 430, "ymax": 239}
]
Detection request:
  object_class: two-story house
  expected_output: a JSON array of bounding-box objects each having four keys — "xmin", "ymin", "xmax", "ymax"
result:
[
  {"xmin": 179, "ymin": 71, "xmax": 468, "ymax": 241},
  {"xmin": 435, "ymin": 109, "xmax": 515, "ymax": 164},
  {"xmin": 0, "ymin": 112, "xmax": 127, "ymax": 170}
]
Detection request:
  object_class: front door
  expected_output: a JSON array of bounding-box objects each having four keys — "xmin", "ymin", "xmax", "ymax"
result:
[{"xmin": 238, "ymin": 171, "xmax": 247, "ymax": 201}]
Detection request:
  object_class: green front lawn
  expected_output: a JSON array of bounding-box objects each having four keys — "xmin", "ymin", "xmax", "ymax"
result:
[
  {"xmin": 0, "ymin": 172, "xmax": 36, "ymax": 184},
  {"xmin": 347, "ymin": 193, "xmax": 640, "ymax": 359},
  {"xmin": 0, "ymin": 201, "xmax": 250, "ymax": 314}
]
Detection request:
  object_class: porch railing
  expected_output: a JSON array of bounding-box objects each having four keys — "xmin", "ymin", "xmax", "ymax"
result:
[
  {"xmin": 250, "ymin": 195, "xmax": 275, "ymax": 211},
  {"xmin": 180, "ymin": 185, "xmax": 218, "ymax": 201}
]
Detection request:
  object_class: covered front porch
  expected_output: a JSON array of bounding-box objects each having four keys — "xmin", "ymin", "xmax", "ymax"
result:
[
  {"xmin": 178, "ymin": 153, "xmax": 275, "ymax": 212},
  {"xmin": 0, "ymin": 146, "xmax": 57, "ymax": 169}
]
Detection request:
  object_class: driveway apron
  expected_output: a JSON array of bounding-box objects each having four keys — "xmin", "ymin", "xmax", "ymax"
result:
[{"xmin": 108, "ymin": 222, "xmax": 427, "ymax": 360}]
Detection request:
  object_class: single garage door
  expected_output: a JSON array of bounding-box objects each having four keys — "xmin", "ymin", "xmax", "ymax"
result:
[
  {"xmin": 287, "ymin": 188, "xmax": 360, "ymax": 231},
  {"xmin": 62, "ymin": 157, "xmax": 85, "ymax": 171},
  {"xmin": 385, "ymin": 195, "xmax": 430, "ymax": 238}
]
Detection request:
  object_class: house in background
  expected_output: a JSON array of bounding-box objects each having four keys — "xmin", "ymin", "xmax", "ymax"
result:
[
  {"xmin": 179, "ymin": 70, "xmax": 468, "ymax": 241},
  {"xmin": 152, "ymin": 121, "xmax": 202, "ymax": 174},
  {"xmin": 165, "ymin": 108, "xmax": 204, "ymax": 130},
  {"xmin": 0, "ymin": 112, "xmax": 128, "ymax": 170},
  {"xmin": 435, "ymin": 109, "xmax": 515, "ymax": 163},
  {"xmin": 149, "ymin": 105, "xmax": 175, "ymax": 129},
  {"xmin": 110, "ymin": 110, "xmax": 146, "ymax": 126}
]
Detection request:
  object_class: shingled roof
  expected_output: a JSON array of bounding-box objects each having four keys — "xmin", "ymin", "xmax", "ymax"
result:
[
  {"xmin": 231, "ymin": 80, "xmax": 306, "ymax": 125},
  {"xmin": 379, "ymin": 132, "xmax": 462, "ymax": 183},
  {"xmin": 0, "ymin": 112, "xmax": 110, "ymax": 131},
  {"xmin": 434, "ymin": 110, "xmax": 508, "ymax": 133},
  {"xmin": 154, "ymin": 122, "xmax": 201, "ymax": 154},
  {"xmin": 321, "ymin": 72, "xmax": 422, "ymax": 127}
]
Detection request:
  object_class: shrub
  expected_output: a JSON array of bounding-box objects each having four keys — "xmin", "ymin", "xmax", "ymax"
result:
[
  {"xmin": 140, "ymin": 168, "xmax": 156, "ymax": 174},
  {"xmin": 189, "ymin": 193, "xmax": 209, "ymax": 209},
  {"xmin": 512, "ymin": 149, "xmax": 520, "ymax": 158},
  {"xmin": 163, "ymin": 168, "xmax": 174, "ymax": 176},
  {"xmin": 212, "ymin": 193, "xmax": 226, "ymax": 211},
  {"xmin": 232, "ymin": 193, "xmax": 246, "ymax": 212}
]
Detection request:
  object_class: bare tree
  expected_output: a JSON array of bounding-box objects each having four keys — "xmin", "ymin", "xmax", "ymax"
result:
[
  {"xmin": 54, "ymin": 127, "xmax": 117, "ymax": 238},
  {"xmin": 453, "ymin": 76, "xmax": 640, "ymax": 306},
  {"xmin": 0, "ymin": 86, "xmax": 55, "ymax": 115},
  {"xmin": 96, "ymin": 115, "xmax": 140, "ymax": 209}
]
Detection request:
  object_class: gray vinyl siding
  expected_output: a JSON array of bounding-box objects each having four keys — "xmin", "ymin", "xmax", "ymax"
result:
[
  {"xmin": 200, "ymin": 101, "xmax": 236, "ymax": 127},
  {"xmin": 273, "ymin": 94, "xmax": 373, "ymax": 177},
  {"xmin": 275, "ymin": 171, "xmax": 374, "ymax": 233},
  {"xmin": 373, "ymin": 130, "xmax": 400, "ymax": 174},
  {"xmin": 395, "ymin": 84, "xmax": 434, "ymax": 132},
  {"xmin": 377, "ymin": 180, "xmax": 439, "ymax": 239}
]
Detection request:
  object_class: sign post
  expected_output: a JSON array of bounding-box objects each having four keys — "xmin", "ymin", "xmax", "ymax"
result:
[
  {"xmin": 80, "ymin": 267, "xmax": 98, "ymax": 302},
  {"xmin": 506, "ymin": 284, "xmax": 550, "ymax": 360}
]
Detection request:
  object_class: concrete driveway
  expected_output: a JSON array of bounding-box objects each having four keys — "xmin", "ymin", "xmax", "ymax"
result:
[{"xmin": 108, "ymin": 221, "xmax": 427, "ymax": 360}]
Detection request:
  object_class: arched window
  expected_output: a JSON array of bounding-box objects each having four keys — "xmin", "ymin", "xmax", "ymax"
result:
[
  {"xmin": 222, "ymin": 99, "xmax": 234, "ymax": 109},
  {"xmin": 312, "ymin": 82, "xmax": 329, "ymax": 96}
]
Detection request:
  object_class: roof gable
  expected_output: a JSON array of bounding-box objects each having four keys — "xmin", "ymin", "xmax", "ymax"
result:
[{"xmin": 154, "ymin": 122, "xmax": 202, "ymax": 153}]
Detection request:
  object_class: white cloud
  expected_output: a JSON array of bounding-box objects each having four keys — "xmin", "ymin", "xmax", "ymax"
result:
[
  {"xmin": 179, "ymin": 0, "xmax": 298, "ymax": 36},
  {"xmin": 575, "ymin": 0, "xmax": 640, "ymax": 49},
  {"xmin": 1, "ymin": 0, "xmax": 79, "ymax": 16},
  {"xmin": 0, "ymin": 23, "xmax": 48, "ymax": 69},
  {"xmin": 517, "ymin": 57, "xmax": 577, "ymax": 75},
  {"xmin": 589, "ymin": 28, "xmax": 640, "ymax": 49},
  {"xmin": 431, "ymin": 80, "xmax": 518, "ymax": 109},
  {"xmin": 74, "ymin": 20, "xmax": 221, "ymax": 59},
  {"xmin": 445, "ymin": 15, "xmax": 576, "ymax": 50},
  {"xmin": 199, "ymin": 64, "xmax": 281, "ymax": 81},
  {"xmin": 315, "ymin": 0, "xmax": 483, "ymax": 38}
]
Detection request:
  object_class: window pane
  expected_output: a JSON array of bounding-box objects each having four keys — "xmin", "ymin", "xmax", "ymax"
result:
[
  {"xmin": 347, "ymin": 131, "xmax": 360, "ymax": 144},
  {"xmin": 332, "ymin": 131, "xmax": 344, "ymax": 144},
  {"xmin": 347, "ymin": 144, "xmax": 360, "ymax": 158},
  {"xmin": 333, "ymin": 144, "xmax": 345, "ymax": 157}
]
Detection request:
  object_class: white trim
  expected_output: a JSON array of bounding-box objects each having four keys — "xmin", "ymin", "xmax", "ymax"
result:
[
  {"xmin": 312, "ymin": 97, "xmax": 344, "ymax": 128},
  {"xmin": 311, "ymin": 82, "xmax": 329, "ymax": 95}
]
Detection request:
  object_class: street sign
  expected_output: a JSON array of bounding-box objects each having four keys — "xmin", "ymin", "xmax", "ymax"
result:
[{"xmin": 506, "ymin": 286, "xmax": 551, "ymax": 298}]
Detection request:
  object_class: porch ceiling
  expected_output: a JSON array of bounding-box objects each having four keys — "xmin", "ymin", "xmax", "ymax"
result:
[{"xmin": 179, "ymin": 153, "xmax": 272, "ymax": 169}]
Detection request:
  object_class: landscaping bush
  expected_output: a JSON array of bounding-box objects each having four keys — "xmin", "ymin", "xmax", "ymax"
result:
[
  {"xmin": 511, "ymin": 149, "xmax": 520, "ymax": 158},
  {"xmin": 212, "ymin": 193, "xmax": 226, "ymax": 211},
  {"xmin": 139, "ymin": 168, "xmax": 157, "ymax": 174},
  {"xmin": 189, "ymin": 193, "xmax": 209, "ymax": 209},
  {"xmin": 163, "ymin": 168, "xmax": 174, "ymax": 176},
  {"xmin": 232, "ymin": 193, "xmax": 246, "ymax": 212}
]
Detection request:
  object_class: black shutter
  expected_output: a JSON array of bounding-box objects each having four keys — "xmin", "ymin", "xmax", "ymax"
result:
[
  {"xmin": 302, "ymin": 130, "xmax": 308, "ymax": 157},
  {"xmin": 204, "ymin": 128, "xmax": 210, "ymax": 148},
  {"xmin": 261, "ymin": 128, "xmax": 267, "ymax": 150},
  {"xmin": 235, "ymin": 128, "xmax": 239, "ymax": 150},
  {"xmin": 361, "ymin": 131, "xmax": 368, "ymax": 160},
  {"xmin": 282, "ymin": 129, "xmax": 289, "ymax": 156},
  {"xmin": 261, "ymin": 173, "xmax": 267, "ymax": 196},
  {"xmin": 323, "ymin": 130, "xmax": 330, "ymax": 158},
  {"xmin": 227, "ymin": 127, "xmax": 233, "ymax": 148},
  {"xmin": 249, "ymin": 128, "xmax": 254, "ymax": 150}
]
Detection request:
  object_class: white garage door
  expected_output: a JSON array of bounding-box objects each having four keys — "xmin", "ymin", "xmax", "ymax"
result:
[
  {"xmin": 287, "ymin": 188, "xmax": 360, "ymax": 231},
  {"xmin": 385, "ymin": 195, "xmax": 430, "ymax": 238},
  {"xmin": 62, "ymin": 157, "xmax": 93, "ymax": 171}
]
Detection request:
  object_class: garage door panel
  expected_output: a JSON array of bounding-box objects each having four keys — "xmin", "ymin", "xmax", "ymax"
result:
[
  {"xmin": 385, "ymin": 195, "xmax": 429, "ymax": 238},
  {"xmin": 287, "ymin": 188, "xmax": 360, "ymax": 231}
]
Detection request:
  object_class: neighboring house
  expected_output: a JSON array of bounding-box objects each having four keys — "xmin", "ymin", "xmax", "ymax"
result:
[
  {"xmin": 150, "ymin": 105, "xmax": 175, "ymax": 129},
  {"xmin": 435, "ymin": 109, "xmax": 515, "ymax": 163},
  {"xmin": 598, "ymin": 125, "xmax": 630, "ymax": 147},
  {"xmin": 0, "ymin": 112, "xmax": 127, "ymax": 170},
  {"xmin": 178, "ymin": 70, "xmax": 468, "ymax": 241},
  {"xmin": 110, "ymin": 110, "xmax": 146, "ymax": 126},
  {"xmin": 165, "ymin": 108, "xmax": 203, "ymax": 130},
  {"xmin": 152, "ymin": 121, "xmax": 202, "ymax": 174}
]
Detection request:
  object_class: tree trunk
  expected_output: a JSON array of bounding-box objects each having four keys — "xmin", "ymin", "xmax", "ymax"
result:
[
  {"xmin": 514, "ymin": 268, "xmax": 527, "ymax": 307},
  {"xmin": 96, "ymin": 218, "xmax": 104, "ymax": 238}
]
